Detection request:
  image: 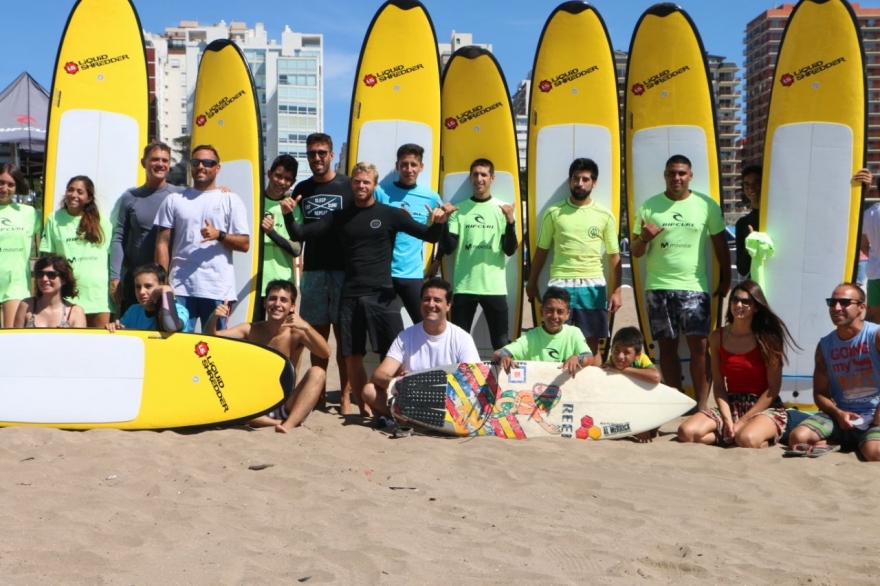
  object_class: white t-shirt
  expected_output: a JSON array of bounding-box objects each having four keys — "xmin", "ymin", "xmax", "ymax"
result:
[
  {"xmin": 865, "ymin": 203, "xmax": 880, "ymax": 280},
  {"xmin": 387, "ymin": 322, "xmax": 481, "ymax": 372},
  {"xmin": 155, "ymin": 188, "xmax": 250, "ymax": 299}
]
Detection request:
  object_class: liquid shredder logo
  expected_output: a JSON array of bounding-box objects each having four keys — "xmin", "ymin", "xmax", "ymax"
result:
[
  {"xmin": 780, "ymin": 56, "xmax": 846, "ymax": 87},
  {"xmin": 445, "ymin": 102, "xmax": 503, "ymax": 130},
  {"xmin": 195, "ymin": 341, "xmax": 209, "ymax": 357},
  {"xmin": 64, "ymin": 53, "xmax": 131, "ymax": 75},
  {"xmin": 362, "ymin": 63, "xmax": 424, "ymax": 87},
  {"xmin": 539, "ymin": 65, "xmax": 599, "ymax": 92},
  {"xmin": 194, "ymin": 341, "xmax": 229, "ymax": 412},
  {"xmin": 631, "ymin": 65, "xmax": 690, "ymax": 95},
  {"xmin": 196, "ymin": 90, "xmax": 247, "ymax": 126}
]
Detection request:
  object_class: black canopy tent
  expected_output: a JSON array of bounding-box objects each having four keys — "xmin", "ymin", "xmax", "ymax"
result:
[{"xmin": 0, "ymin": 72, "xmax": 50, "ymax": 191}]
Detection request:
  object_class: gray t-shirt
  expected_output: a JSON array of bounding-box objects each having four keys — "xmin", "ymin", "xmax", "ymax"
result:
[{"xmin": 110, "ymin": 183, "xmax": 185, "ymax": 279}]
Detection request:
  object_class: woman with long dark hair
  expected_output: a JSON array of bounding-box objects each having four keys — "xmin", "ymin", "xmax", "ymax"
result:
[
  {"xmin": 677, "ymin": 279, "xmax": 799, "ymax": 448},
  {"xmin": 0, "ymin": 162, "xmax": 38, "ymax": 328},
  {"xmin": 39, "ymin": 176, "xmax": 111, "ymax": 327},
  {"xmin": 13, "ymin": 254, "xmax": 86, "ymax": 328}
]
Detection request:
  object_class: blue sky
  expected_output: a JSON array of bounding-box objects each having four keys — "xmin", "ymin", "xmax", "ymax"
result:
[{"xmin": 4, "ymin": 0, "xmax": 880, "ymax": 143}]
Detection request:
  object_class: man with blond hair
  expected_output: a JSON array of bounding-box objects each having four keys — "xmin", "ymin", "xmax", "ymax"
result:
[{"xmin": 285, "ymin": 161, "xmax": 455, "ymax": 416}]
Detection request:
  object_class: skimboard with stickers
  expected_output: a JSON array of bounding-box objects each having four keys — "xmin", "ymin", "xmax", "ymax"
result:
[
  {"xmin": 44, "ymin": 0, "xmax": 148, "ymax": 236},
  {"xmin": 347, "ymin": 0, "xmax": 441, "ymax": 333},
  {"xmin": 191, "ymin": 39, "xmax": 264, "ymax": 327},
  {"xmin": 624, "ymin": 4, "xmax": 722, "ymax": 396},
  {"xmin": 389, "ymin": 361, "xmax": 693, "ymax": 439},
  {"xmin": 0, "ymin": 330, "xmax": 294, "ymax": 430},
  {"xmin": 527, "ymin": 2, "xmax": 621, "ymax": 355},
  {"xmin": 759, "ymin": 0, "xmax": 866, "ymax": 410},
  {"xmin": 440, "ymin": 47, "xmax": 523, "ymax": 357}
]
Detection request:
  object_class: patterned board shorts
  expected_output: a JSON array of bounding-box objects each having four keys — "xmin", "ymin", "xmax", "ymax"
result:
[
  {"xmin": 646, "ymin": 289, "xmax": 711, "ymax": 340},
  {"xmin": 799, "ymin": 411, "xmax": 880, "ymax": 448},
  {"xmin": 548, "ymin": 278, "xmax": 608, "ymax": 339},
  {"xmin": 701, "ymin": 394, "xmax": 788, "ymax": 446},
  {"xmin": 299, "ymin": 270, "xmax": 345, "ymax": 325}
]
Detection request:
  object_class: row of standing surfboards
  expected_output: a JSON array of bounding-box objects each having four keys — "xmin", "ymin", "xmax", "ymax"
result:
[{"xmin": 0, "ymin": 0, "xmax": 866, "ymax": 429}]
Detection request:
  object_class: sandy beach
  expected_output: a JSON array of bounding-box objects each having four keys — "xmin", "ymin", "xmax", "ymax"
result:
[{"xmin": 2, "ymin": 287, "xmax": 877, "ymax": 585}]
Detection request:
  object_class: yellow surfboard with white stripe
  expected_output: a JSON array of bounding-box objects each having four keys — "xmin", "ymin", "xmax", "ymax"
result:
[
  {"xmin": 760, "ymin": 0, "xmax": 866, "ymax": 410},
  {"xmin": 44, "ymin": 0, "xmax": 147, "ymax": 228},
  {"xmin": 624, "ymin": 4, "xmax": 722, "ymax": 394},
  {"xmin": 191, "ymin": 39, "xmax": 264, "ymax": 327}
]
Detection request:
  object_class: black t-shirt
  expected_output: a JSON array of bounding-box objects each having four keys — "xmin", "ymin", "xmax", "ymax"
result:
[
  {"xmin": 291, "ymin": 174, "xmax": 354, "ymax": 271},
  {"xmin": 285, "ymin": 200, "xmax": 444, "ymax": 298}
]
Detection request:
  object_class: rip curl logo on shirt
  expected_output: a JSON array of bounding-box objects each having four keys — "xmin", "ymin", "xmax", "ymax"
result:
[
  {"xmin": 547, "ymin": 348, "xmax": 560, "ymax": 360},
  {"xmin": 473, "ymin": 215, "xmax": 485, "ymax": 224},
  {"xmin": 370, "ymin": 219, "xmax": 382, "ymax": 229},
  {"xmin": 0, "ymin": 218, "xmax": 11, "ymax": 226},
  {"xmin": 672, "ymin": 213, "xmax": 683, "ymax": 221},
  {"xmin": 194, "ymin": 341, "xmax": 210, "ymax": 357}
]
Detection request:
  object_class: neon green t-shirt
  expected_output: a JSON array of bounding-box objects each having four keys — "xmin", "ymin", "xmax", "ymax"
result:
[
  {"xmin": 0, "ymin": 203, "xmax": 41, "ymax": 302},
  {"xmin": 536, "ymin": 198, "xmax": 619, "ymax": 280},
  {"xmin": 40, "ymin": 209, "xmax": 112, "ymax": 313},
  {"xmin": 448, "ymin": 197, "xmax": 510, "ymax": 295},
  {"xmin": 502, "ymin": 324, "xmax": 591, "ymax": 362},
  {"xmin": 633, "ymin": 191, "xmax": 725, "ymax": 292},
  {"xmin": 262, "ymin": 194, "xmax": 295, "ymax": 289}
]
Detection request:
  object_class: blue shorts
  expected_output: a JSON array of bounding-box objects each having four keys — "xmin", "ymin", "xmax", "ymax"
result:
[
  {"xmin": 646, "ymin": 289, "xmax": 710, "ymax": 340},
  {"xmin": 179, "ymin": 296, "xmax": 225, "ymax": 332},
  {"xmin": 299, "ymin": 270, "xmax": 345, "ymax": 325}
]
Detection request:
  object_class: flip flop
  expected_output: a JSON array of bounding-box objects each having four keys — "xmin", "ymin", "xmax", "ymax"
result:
[
  {"xmin": 804, "ymin": 445, "xmax": 841, "ymax": 458},
  {"xmin": 782, "ymin": 443, "xmax": 812, "ymax": 457}
]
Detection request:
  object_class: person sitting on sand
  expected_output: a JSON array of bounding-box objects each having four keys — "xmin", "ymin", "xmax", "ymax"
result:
[
  {"xmin": 493, "ymin": 287, "xmax": 593, "ymax": 377},
  {"xmin": 362, "ymin": 278, "xmax": 480, "ymax": 419},
  {"xmin": 106, "ymin": 264, "xmax": 190, "ymax": 333},
  {"xmin": 207, "ymin": 279, "xmax": 331, "ymax": 433},
  {"xmin": 678, "ymin": 280, "xmax": 797, "ymax": 448},
  {"xmin": 787, "ymin": 283, "xmax": 880, "ymax": 460},
  {"xmin": 600, "ymin": 326, "xmax": 662, "ymax": 443},
  {"xmin": 13, "ymin": 255, "xmax": 86, "ymax": 328}
]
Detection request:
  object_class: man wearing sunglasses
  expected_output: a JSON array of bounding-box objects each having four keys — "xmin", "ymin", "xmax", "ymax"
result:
[
  {"xmin": 290, "ymin": 133, "xmax": 354, "ymax": 411},
  {"xmin": 110, "ymin": 141, "xmax": 185, "ymax": 313},
  {"xmin": 788, "ymin": 284, "xmax": 880, "ymax": 461},
  {"xmin": 155, "ymin": 145, "xmax": 250, "ymax": 332}
]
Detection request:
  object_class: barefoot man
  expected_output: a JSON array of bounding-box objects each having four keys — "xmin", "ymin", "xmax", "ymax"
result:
[{"xmin": 207, "ymin": 279, "xmax": 330, "ymax": 433}]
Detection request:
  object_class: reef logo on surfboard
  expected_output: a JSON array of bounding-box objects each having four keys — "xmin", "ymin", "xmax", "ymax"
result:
[
  {"xmin": 363, "ymin": 62, "xmax": 424, "ymax": 87},
  {"xmin": 538, "ymin": 65, "xmax": 599, "ymax": 92},
  {"xmin": 779, "ymin": 57, "xmax": 846, "ymax": 87},
  {"xmin": 195, "ymin": 90, "xmax": 247, "ymax": 126},
  {"xmin": 444, "ymin": 102, "xmax": 503, "ymax": 130},
  {"xmin": 630, "ymin": 65, "xmax": 690, "ymax": 95},
  {"xmin": 64, "ymin": 53, "xmax": 131, "ymax": 75}
]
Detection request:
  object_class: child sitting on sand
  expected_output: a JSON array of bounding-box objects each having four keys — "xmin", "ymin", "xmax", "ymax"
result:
[
  {"xmin": 600, "ymin": 326, "xmax": 662, "ymax": 443},
  {"xmin": 493, "ymin": 287, "xmax": 593, "ymax": 377},
  {"xmin": 106, "ymin": 264, "xmax": 190, "ymax": 333}
]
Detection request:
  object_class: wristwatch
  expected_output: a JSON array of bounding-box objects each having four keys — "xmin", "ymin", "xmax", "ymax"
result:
[{"xmin": 217, "ymin": 230, "xmax": 227, "ymax": 242}]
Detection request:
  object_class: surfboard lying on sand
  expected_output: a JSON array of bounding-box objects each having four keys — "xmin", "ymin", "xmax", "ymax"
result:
[
  {"xmin": 527, "ymin": 1, "xmax": 621, "ymax": 348},
  {"xmin": 759, "ymin": 0, "xmax": 866, "ymax": 410},
  {"xmin": 191, "ymin": 39, "xmax": 264, "ymax": 327},
  {"xmin": 0, "ymin": 330, "xmax": 293, "ymax": 430},
  {"xmin": 440, "ymin": 46, "xmax": 522, "ymax": 357},
  {"xmin": 389, "ymin": 361, "xmax": 694, "ymax": 439},
  {"xmin": 44, "ymin": 0, "xmax": 147, "ymax": 232},
  {"xmin": 624, "ymin": 4, "xmax": 722, "ymax": 394}
]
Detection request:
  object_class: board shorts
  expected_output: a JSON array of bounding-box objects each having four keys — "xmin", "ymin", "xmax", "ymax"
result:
[
  {"xmin": 339, "ymin": 288, "xmax": 404, "ymax": 358},
  {"xmin": 646, "ymin": 289, "xmax": 711, "ymax": 340},
  {"xmin": 548, "ymin": 278, "xmax": 608, "ymax": 339},
  {"xmin": 868, "ymin": 279, "xmax": 880, "ymax": 306},
  {"xmin": 797, "ymin": 411, "xmax": 880, "ymax": 449},
  {"xmin": 701, "ymin": 393, "xmax": 788, "ymax": 446},
  {"xmin": 299, "ymin": 270, "xmax": 345, "ymax": 325}
]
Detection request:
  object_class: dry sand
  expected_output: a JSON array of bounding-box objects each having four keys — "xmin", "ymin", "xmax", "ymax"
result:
[{"xmin": 2, "ymin": 288, "xmax": 878, "ymax": 585}]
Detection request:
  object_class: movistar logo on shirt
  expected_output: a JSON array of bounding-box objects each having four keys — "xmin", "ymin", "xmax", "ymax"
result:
[
  {"xmin": 661, "ymin": 242, "xmax": 691, "ymax": 249},
  {"xmin": 465, "ymin": 243, "xmax": 493, "ymax": 251},
  {"xmin": 0, "ymin": 247, "xmax": 24, "ymax": 252}
]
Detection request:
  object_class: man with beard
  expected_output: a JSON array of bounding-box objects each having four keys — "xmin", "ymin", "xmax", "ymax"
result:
[{"xmin": 526, "ymin": 158, "xmax": 621, "ymax": 357}]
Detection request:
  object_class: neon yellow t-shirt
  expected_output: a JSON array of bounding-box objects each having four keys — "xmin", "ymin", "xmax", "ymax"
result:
[
  {"xmin": 0, "ymin": 203, "xmax": 41, "ymax": 302},
  {"xmin": 502, "ymin": 324, "xmax": 591, "ymax": 362},
  {"xmin": 40, "ymin": 209, "xmax": 112, "ymax": 313},
  {"xmin": 633, "ymin": 191, "xmax": 725, "ymax": 292},
  {"xmin": 448, "ymin": 197, "xmax": 510, "ymax": 295},
  {"xmin": 536, "ymin": 198, "xmax": 619, "ymax": 280},
  {"xmin": 262, "ymin": 195, "xmax": 294, "ymax": 289}
]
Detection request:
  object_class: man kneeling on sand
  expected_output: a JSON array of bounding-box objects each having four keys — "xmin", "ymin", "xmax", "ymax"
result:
[
  {"xmin": 208, "ymin": 279, "xmax": 331, "ymax": 433},
  {"xmin": 362, "ymin": 278, "xmax": 481, "ymax": 419}
]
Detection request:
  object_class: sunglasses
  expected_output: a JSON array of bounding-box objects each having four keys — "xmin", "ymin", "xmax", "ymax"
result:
[
  {"xmin": 306, "ymin": 149, "xmax": 329, "ymax": 158},
  {"xmin": 190, "ymin": 158, "xmax": 219, "ymax": 168},
  {"xmin": 35, "ymin": 270, "xmax": 59, "ymax": 280},
  {"xmin": 731, "ymin": 296, "xmax": 754, "ymax": 306},
  {"xmin": 825, "ymin": 297, "xmax": 862, "ymax": 308}
]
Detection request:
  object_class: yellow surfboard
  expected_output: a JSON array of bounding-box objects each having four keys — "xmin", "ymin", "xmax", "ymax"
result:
[
  {"xmin": 44, "ymin": 0, "xmax": 147, "ymax": 226},
  {"xmin": 440, "ymin": 47, "xmax": 522, "ymax": 357},
  {"xmin": 0, "ymin": 330, "xmax": 293, "ymax": 430},
  {"xmin": 760, "ymin": 0, "xmax": 865, "ymax": 410},
  {"xmin": 347, "ymin": 0, "xmax": 441, "ymax": 292},
  {"xmin": 191, "ymin": 39, "xmax": 264, "ymax": 327},
  {"xmin": 624, "ymin": 4, "xmax": 722, "ymax": 394},
  {"xmin": 527, "ymin": 2, "xmax": 621, "ymax": 345}
]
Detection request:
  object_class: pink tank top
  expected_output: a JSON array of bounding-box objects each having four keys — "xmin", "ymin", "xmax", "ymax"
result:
[{"xmin": 719, "ymin": 328, "xmax": 768, "ymax": 395}]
